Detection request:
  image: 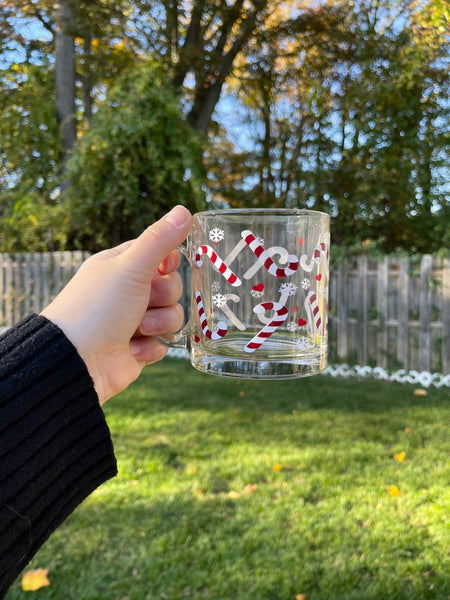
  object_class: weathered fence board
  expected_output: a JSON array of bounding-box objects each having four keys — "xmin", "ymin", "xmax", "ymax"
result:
[
  {"xmin": 0, "ymin": 252, "xmax": 90, "ymax": 328},
  {"xmin": 1, "ymin": 252, "xmax": 449, "ymax": 374},
  {"xmin": 326, "ymin": 254, "xmax": 448, "ymax": 374}
]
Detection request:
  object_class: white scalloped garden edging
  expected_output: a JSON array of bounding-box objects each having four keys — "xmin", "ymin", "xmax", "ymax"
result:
[
  {"xmin": 166, "ymin": 348, "xmax": 449, "ymax": 388},
  {"xmin": 321, "ymin": 363, "xmax": 449, "ymax": 388}
]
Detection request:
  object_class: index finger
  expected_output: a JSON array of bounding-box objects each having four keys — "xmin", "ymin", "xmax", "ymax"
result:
[{"xmin": 157, "ymin": 249, "xmax": 181, "ymax": 275}]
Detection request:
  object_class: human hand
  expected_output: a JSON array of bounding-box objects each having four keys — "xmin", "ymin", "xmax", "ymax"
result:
[{"xmin": 41, "ymin": 205, "xmax": 192, "ymax": 405}]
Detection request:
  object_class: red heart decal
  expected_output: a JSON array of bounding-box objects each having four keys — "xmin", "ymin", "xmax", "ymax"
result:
[
  {"xmin": 194, "ymin": 335, "xmax": 200, "ymax": 343},
  {"xmin": 297, "ymin": 318, "xmax": 307, "ymax": 327},
  {"xmin": 292, "ymin": 305, "xmax": 299, "ymax": 313},
  {"xmin": 252, "ymin": 283, "xmax": 264, "ymax": 292},
  {"xmin": 315, "ymin": 274, "xmax": 322, "ymax": 281},
  {"xmin": 298, "ymin": 237, "xmax": 304, "ymax": 244}
]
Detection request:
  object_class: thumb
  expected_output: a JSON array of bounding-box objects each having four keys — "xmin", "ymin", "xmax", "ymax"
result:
[{"xmin": 122, "ymin": 206, "xmax": 192, "ymax": 275}]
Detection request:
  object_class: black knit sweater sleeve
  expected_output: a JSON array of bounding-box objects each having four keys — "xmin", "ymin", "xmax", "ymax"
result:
[{"xmin": 0, "ymin": 314, "xmax": 118, "ymax": 598}]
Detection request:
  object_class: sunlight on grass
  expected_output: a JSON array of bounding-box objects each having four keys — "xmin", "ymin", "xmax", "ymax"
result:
[{"xmin": 6, "ymin": 359, "xmax": 449, "ymax": 600}]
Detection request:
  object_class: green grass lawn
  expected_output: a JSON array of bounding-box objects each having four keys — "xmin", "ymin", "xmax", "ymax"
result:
[{"xmin": 6, "ymin": 359, "xmax": 449, "ymax": 600}]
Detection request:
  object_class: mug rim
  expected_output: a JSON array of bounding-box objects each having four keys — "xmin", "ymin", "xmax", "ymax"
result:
[{"xmin": 194, "ymin": 207, "xmax": 330, "ymax": 219}]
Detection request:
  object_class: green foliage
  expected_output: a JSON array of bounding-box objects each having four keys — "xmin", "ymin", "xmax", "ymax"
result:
[
  {"xmin": 0, "ymin": 62, "xmax": 67, "ymax": 251},
  {"xmin": 1, "ymin": 1, "xmax": 448, "ymax": 254},
  {"xmin": 0, "ymin": 194, "xmax": 70, "ymax": 252},
  {"xmin": 66, "ymin": 61, "xmax": 206, "ymax": 250},
  {"xmin": 210, "ymin": 0, "xmax": 449, "ymax": 254}
]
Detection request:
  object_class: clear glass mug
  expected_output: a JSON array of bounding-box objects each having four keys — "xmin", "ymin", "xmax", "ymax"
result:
[{"xmin": 163, "ymin": 208, "xmax": 330, "ymax": 379}]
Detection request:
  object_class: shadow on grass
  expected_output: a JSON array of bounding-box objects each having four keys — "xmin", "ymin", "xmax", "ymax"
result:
[
  {"xmin": 38, "ymin": 493, "xmax": 449, "ymax": 600},
  {"xmin": 115, "ymin": 358, "xmax": 447, "ymax": 414},
  {"xmin": 106, "ymin": 359, "xmax": 448, "ymax": 455}
]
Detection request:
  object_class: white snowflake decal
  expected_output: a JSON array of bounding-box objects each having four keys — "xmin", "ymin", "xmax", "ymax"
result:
[
  {"xmin": 317, "ymin": 285, "xmax": 328, "ymax": 301},
  {"xmin": 212, "ymin": 293, "xmax": 227, "ymax": 308},
  {"xmin": 211, "ymin": 281, "xmax": 221, "ymax": 293},
  {"xmin": 287, "ymin": 321, "xmax": 298, "ymax": 332},
  {"xmin": 279, "ymin": 282, "xmax": 298, "ymax": 297},
  {"xmin": 209, "ymin": 227, "xmax": 225, "ymax": 245},
  {"xmin": 296, "ymin": 336, "xmax": 313, "ymax": 351},
  {"xmin": 301, "ymin": 278, "xmax": 310, "ymax": 290}
]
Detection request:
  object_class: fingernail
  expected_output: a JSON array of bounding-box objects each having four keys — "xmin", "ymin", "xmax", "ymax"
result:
[
  {"xmin": 130, "ymin": 340, "xmax": 143, "ymax": 356},
  {"xmin": 140, "ymin": 315, "xmax": 158, "ymax": 335},
  {"xmin": 165, "ymin": 205, "xmax": 191, "ymax": 228}
]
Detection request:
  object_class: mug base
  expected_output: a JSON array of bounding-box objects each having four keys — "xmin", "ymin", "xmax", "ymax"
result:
[{"xmin": 191, "ymin": 352, "xmax": 327, "ymax": 379}]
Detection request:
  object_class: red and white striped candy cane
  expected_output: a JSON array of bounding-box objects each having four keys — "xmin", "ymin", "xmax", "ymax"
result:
[
  {"xmin": 244, "ymin": 301, "xmax": 289, "ymax": 353},
  {"xmin": 305, "ymin": 291, "xmax": 322, "ymax": 335},
  {"xmin": 195, "ymin": 291, "xmax": 228, "ymax": 340},
  {"xmin": 313, "ymin": 242, "xmax": 329, "ymax": 262},
  {"xmin": 241, "ymin": 230, "xmax": 299, "ymax": 279},
  {"xmin": 195, "ymin": 245, "xmax": 241, "ymax": 287},
  {"xmin": 300, "ymin": 242, "xmax": 329, "ymax": 277},
  {"xmin": 313, "ymin": 242, "xmax": 329, "ymax": 278}
]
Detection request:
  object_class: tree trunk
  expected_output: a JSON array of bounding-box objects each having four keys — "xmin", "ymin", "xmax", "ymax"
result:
[
  {"xmin": 174, "ymin": 0, "xmax": 268, "ymax": 134},
  {"xmin": 54, "ymin": 0, "xmax": 76, "ymax": 192},
  {"xmin": 82, "ymin": 34, "xmax": 93, "ymax": 122}
]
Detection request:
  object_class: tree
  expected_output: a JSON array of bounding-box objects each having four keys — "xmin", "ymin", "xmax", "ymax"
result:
[
  {"xmin": 126, "ymin": 0, "xmax": 272, "ymax": 133},
  {"xmin": 2, "ymin": 0, "xmax": 136, "ymax": 147},
  {"xmin": 0, "ymin": 61, "xmax": 68, "ymax": 251},
  {"xmin": 1, "ymin": 0, "xmax": 448, "ymax": 252},
  {"xmin": 208, "ymin": 0, "xmax": 449, "ymax": 252},
  {"xmin": 66, "ymin": 61, "xmax": 205, "ymax": 250},
  {"xmin": 1, "ymin": 0, "xmax": 277, "ymax": 250},
  {"xmin": 0, "ymin": 0, "xmax": 138, "ymax": 250}
]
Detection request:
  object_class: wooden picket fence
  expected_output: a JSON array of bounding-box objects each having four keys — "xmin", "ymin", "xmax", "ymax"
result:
[
  {"xmin": 1, "ymin": 252, "xmax": 449, "ymax": 374},
  {"xmin": 0, "ymin": 252, "xmax": 90, "ymax": 328},
  {"xmin": 328, "ymin": 255, "xmax": 449, "ymax": 375}
]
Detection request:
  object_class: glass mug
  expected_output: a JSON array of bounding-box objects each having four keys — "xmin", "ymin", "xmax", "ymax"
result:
[{"xmin": 162, "ymin": 208, "xmax": 330, "ymax": 379}]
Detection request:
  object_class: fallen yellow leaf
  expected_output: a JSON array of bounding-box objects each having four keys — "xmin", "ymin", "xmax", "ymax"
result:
[
  {"xmin": 228, "ymin": 490, "xmax": 241, "ymax": 499},
  {"xmin": 186, "ymin": 466, "xmax": 197, "ymax": 475},
  {"xmin": 413, "ymin": 388, "xmax": 428, "ymax": 397},
  {"xmin": 388, "ymin": 485, "xmax": 401, "ymax": 497},
  {"xmin": 272, "ymin": 463, "xmax": 282, "ymax": 472},
  {"xmin": 295, "ymin": 594, "xmax": 307, "ymax": 600},
  {"xmin": 243, "ymin": 483, "xmax": 258, "ymax": 494},
  {"xmin": 404, "ymin": 427, "xmax": 413, "ymax": 434},
  {"xmin": 394, "ymin": 452, "xmax": 406, "ymax": 463},
  {"xmin": 22, "ymin": 569, "xmax": 50, "ymax": 591}
]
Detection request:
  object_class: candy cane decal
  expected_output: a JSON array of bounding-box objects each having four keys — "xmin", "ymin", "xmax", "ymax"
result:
[
  {"xmin": 224, "ymin": 238, "xmax": 291, "ymax": 280},
  {"xmin": 314, "ymin": 242, "xmax": 329, "ymax": 262},
  {"xmin": 196, "ymin": 291, "xmax": 228, "ymax": 340},
  {"xmin": 241, "ymin": 230, "xmax": 299, "ymax": 278},
  {"xmin": 300, "ymin": 242, "xmax": 329, "ymax": 278},
  {"xmin": 313, "ymin": 242, "xmax": 329, "ymax": 278},
  {"xmin": 305, "ymin": 291, "xmax": 322, "ymax": 337},
  {"xmin": 244, "ymin": 247, "xmax": 290, "ymax": 280},
  {"xmin": 244, "ymin": 302, "xmax": 289, "ymax": 353},
  {"xmin": 195, "ymin": 245, "xmax": 241, "ymax": 287},
  {"xmin": 224, "ymin": 238, "xmax": 247, "ymax": 266},
  {"xmin": 212, "ymin": 293, "xmax": 246, "ymax": 331}
]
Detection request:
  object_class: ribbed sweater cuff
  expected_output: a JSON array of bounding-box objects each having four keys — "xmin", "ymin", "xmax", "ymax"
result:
[{"xmin": 0, "ymin": 314, "xmax": 118, "ymax": 597}]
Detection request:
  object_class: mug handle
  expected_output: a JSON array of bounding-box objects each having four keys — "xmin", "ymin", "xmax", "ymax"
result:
[{"xmin": 156, "ymin": 244, "xmax": 192, "ymax": 351}]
